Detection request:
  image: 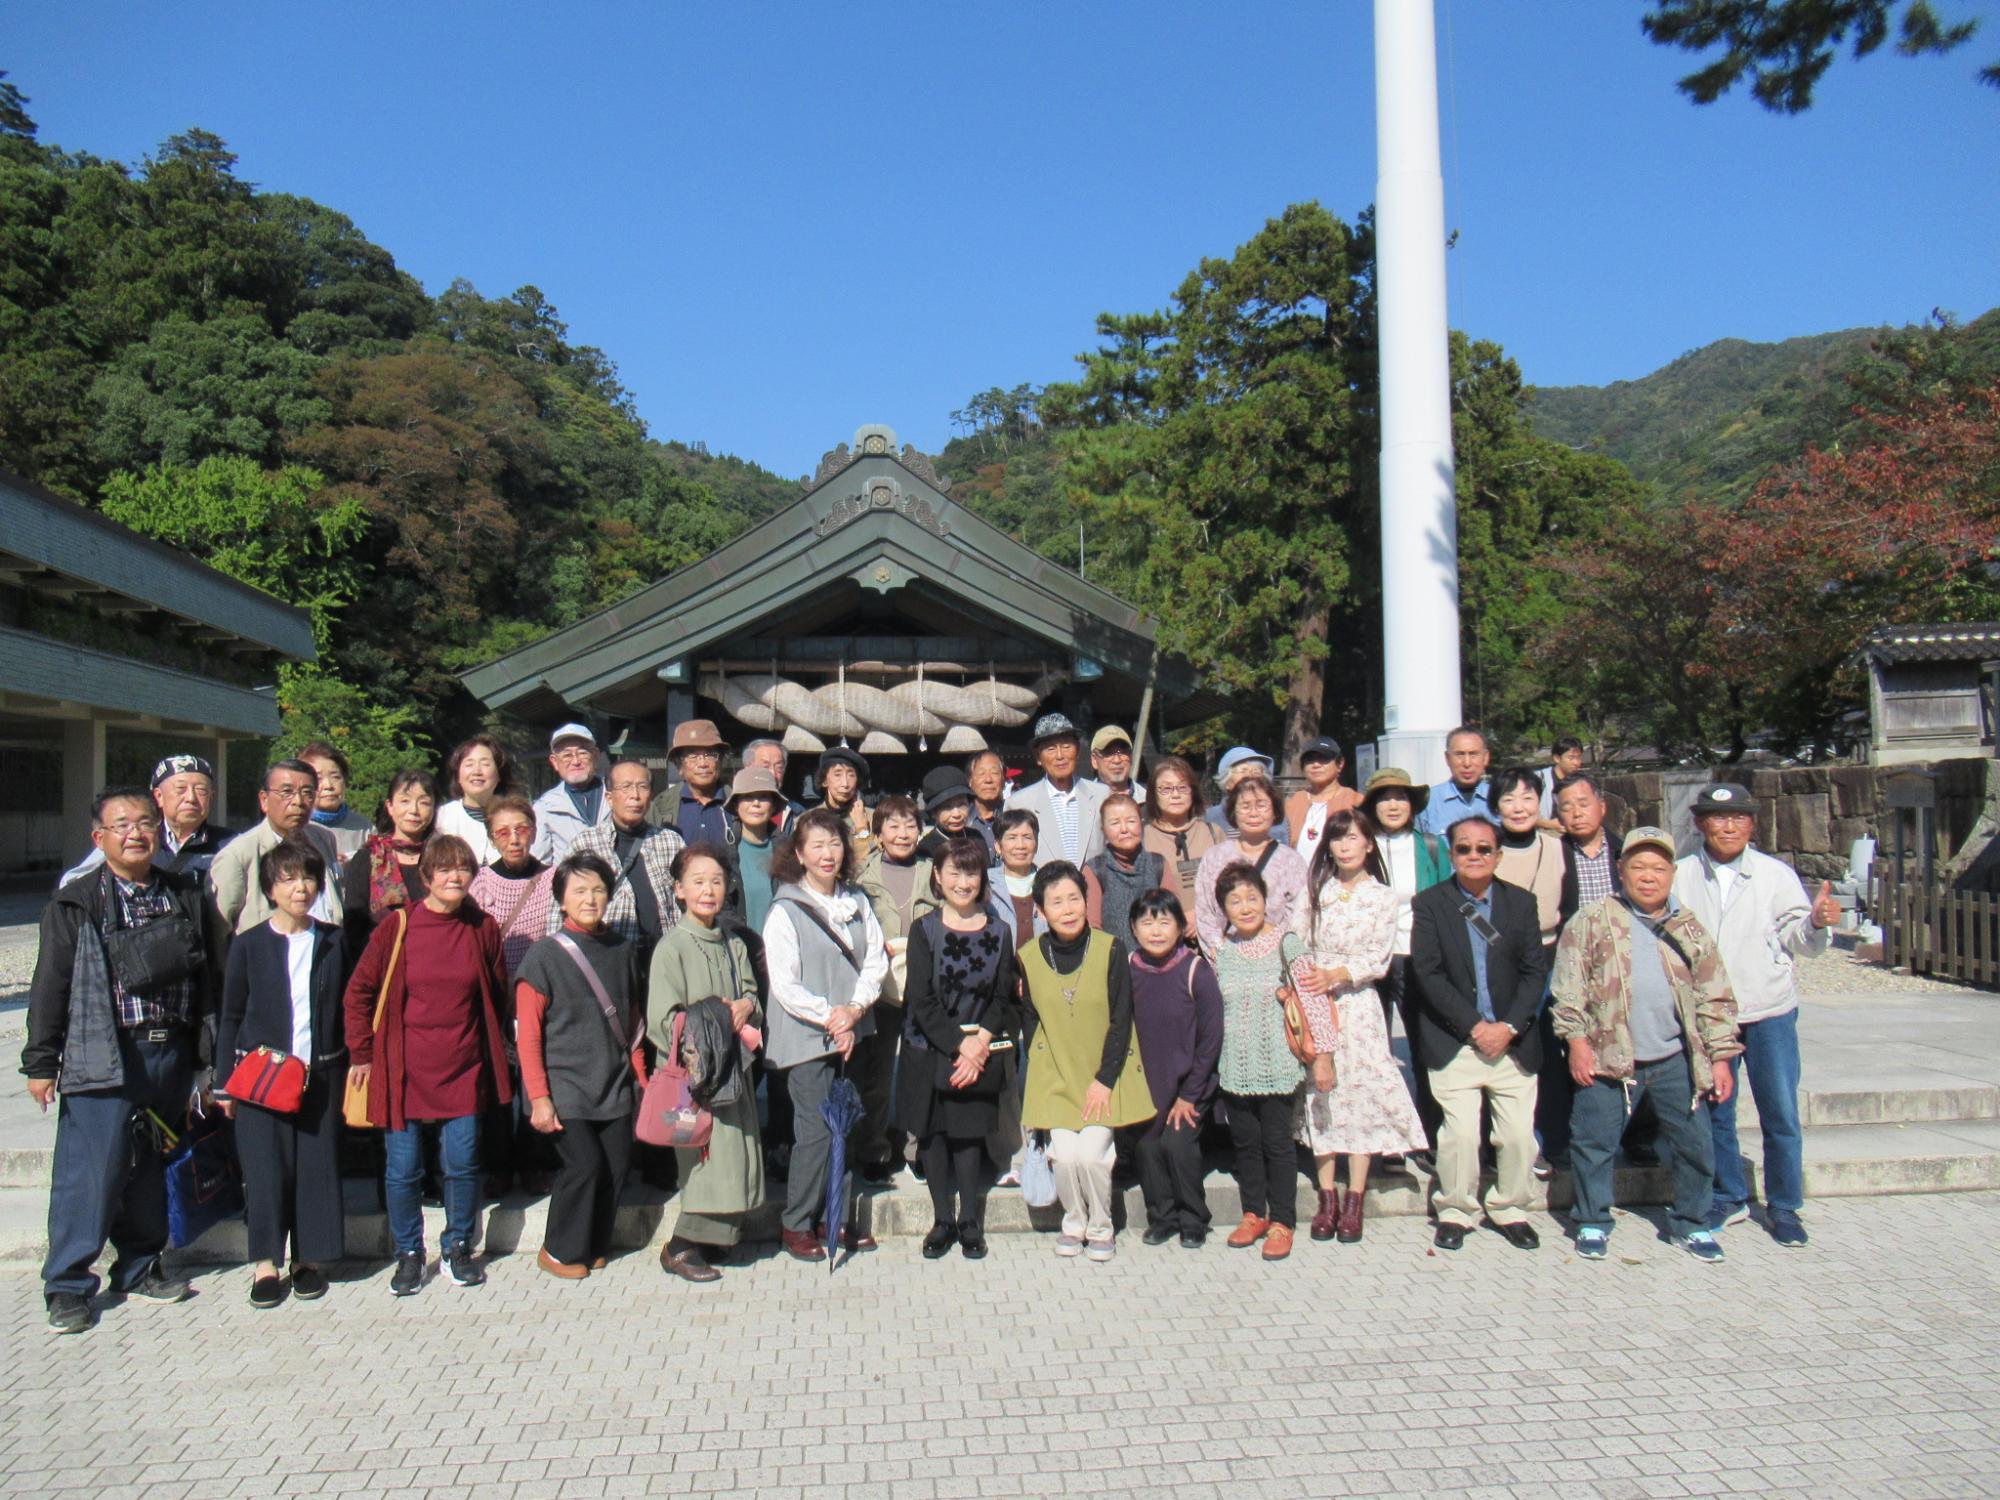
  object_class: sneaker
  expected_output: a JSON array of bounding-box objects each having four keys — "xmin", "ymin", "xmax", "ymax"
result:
[
  {"xmin": 1053, "ymin": 1233, "xmax": 1085, "ymax": 1258},
  {"xmin": 1769, "ymin": 1210, "xmax": 1809, "ymax": 1249},
  {"xmin": 1677, "ymin": 1231, "xmax": 1726, "ymax": 1264},
  {"xmin": 1708, "ymin": 1203, "xmax": 1750, "ymax": 1232},
  {"xmin": 1084, "ymin": 1237, "xmax": 1115, "ymax": 1263},
  {"xmin": 1574, "ymin": 1228, "xmax": 1609, "ymax": 1260},
  {"xmin": 1531, "ymin": 1153, "xmax": 1553, "ymax": 1182},
  {"xmin": 390, "ymin": 1251, "xmax": 425, "ymax": 1296},
  {"xmin": 445, "ymin": 1245, "xmax": 485, "ymax": 1287},
  {"xmin": 45, "ymin": 1292, "xmax": 91, "ymax": 1335},
  {"xmin": 130, "ymin": 1263, "xmax": 191, "ymax": 1303}
]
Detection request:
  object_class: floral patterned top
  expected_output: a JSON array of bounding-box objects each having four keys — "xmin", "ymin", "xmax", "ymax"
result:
[{"xmin": 1286, "ymin": 875, "xmax": 1399, "ymax": 1049}]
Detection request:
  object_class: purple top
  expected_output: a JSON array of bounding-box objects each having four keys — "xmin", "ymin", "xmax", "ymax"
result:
[{"xmin": 1128, "ymin": 947, "xmax": 1224, "ymax": 1115}]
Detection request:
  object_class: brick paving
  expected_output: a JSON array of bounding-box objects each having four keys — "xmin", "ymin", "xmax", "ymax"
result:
[{"xmin": 1, "ymin": 1192, "xmax": 1995, "ymax": 1499}]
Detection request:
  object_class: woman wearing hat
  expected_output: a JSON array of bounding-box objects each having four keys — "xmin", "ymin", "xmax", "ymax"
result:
[
  {"xmin": 724, "ymin": 767, "xmax": 784, "ymax": 937},
  {"xmin": 1285, "ymin": 737, "xmax": 1360, "ymax": 861},
  {"xmin": 917, "ymin": 766, "xmax": 991, "ymax": 861},
  {"xmin": 1363, "ymin": 768, "xmax": 1451, "ymax": 1153},
  {"xmin": 815, "ymin": 747, "xmax": 875, "ymax": 860}
]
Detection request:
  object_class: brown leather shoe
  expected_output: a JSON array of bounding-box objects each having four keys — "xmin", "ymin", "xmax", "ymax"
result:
[
  {"xmin": 837, "ymin": 1224, "xmax": 878, "ymax": 1253},
  {"xmin": 1309, "ymin": 1189, "xmax": 1340, "ymax": 1241},
  {"xmin": 1227, "ymin": 1213, "xmax": 1270, "ymax": 1249},
  {"xmin": 537, "ymin": 1247, "xmax": 588, "ymax": 1280},
  {"xmin": 781, "ymin": 1229, "xmax": 827, "ymax": 1263},
  {"xmin": 660, "ymin": 1245, "xmax": 722, "ymax": 1283},
  {"xmin": 1261, "ymin": 1224, "xmax": 1295, "ymax": 1260},
  {"xmin": 1337, "ymin": 1190, "xmax": 1365, "ymax": 1244}
]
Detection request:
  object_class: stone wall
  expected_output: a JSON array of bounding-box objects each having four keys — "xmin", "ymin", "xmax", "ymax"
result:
[{"xmin": 1600, "ymin": 757, "xmax": 2000, "ymax": 884}]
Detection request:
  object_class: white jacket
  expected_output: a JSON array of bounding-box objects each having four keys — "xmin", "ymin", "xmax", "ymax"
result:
[{"xmin": 1672, "ymin": 844, "xmax": 1827, "ymax": 1024}]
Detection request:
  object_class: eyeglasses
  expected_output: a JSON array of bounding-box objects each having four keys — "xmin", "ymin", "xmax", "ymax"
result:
[
  {"xmin": 1451, "ymin": 843, "xmax": 1497, "ymax": 856},
  {"xmin": 610, "ymin": 780, "xmax": 652, "ymax": 794},
  {"xmin": 265, "ymin": 786, "xmax": 316, "ymax": 803},
  {"xmin": 553, "ymin": 747, "xmax": 596, "ymax": 762},
  {"xmin": 100, "ymin": 818, "xmax": 160, "ymax": 837}
]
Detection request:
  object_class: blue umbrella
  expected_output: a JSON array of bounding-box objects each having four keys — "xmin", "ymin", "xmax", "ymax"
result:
[{"xmin": 820, "ymin": 1073, "xmax": 865, "ymax": 1271}]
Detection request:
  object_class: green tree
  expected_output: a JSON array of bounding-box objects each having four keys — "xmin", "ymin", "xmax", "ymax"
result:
[
  {"xmin": 1643, "ymin": 0, "xmax": 1998, "ymax": 111},
  {"xmin": 271, "ymin": 664, "xmax": 429, "ymax": 812}
]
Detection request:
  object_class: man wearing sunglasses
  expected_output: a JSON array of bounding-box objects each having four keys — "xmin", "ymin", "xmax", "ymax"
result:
[{"xmin": 1409, "ymin": 814, "xmax": 1551, "ymax": 1251}]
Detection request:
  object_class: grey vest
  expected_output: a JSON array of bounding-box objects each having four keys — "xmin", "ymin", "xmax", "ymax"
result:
[
  {"xmin": 764, "ymin": 883, "xmax": 875, "ymax": 1069},
  {"xmin": 1088, "ymin": 848, "xmax": 1165, "ymax": 949}
]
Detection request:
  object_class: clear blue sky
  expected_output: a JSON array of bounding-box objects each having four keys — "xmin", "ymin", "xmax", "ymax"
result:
[{"xmin": 6, "ymin": 2, "xmax": 1996, "ymax": 479}]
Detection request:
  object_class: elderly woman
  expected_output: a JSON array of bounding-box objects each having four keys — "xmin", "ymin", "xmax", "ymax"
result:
[
  {"xmin": 467, "ymin": 792, "xmax": 557, "ymax": 1196},
  {"xmin": 1141, "ymin": 755, "xmax": 1218, "ymax": 910},
  {"xmin": 299, "ymin": 740, "xmax": 372, "ymax": 860},
  {"xmin": 1018, "ymin": 860, "xmax": 1155, "ymax": 1262},
  {"xmin": 1192, "ymin": 773, "xmax": 1308, "ymax": 956},
  {"xmin": 435, "ymin": 735, "xmax": 515, "ymax": 866},
  {"xmin": 343, "ymin": 834, "xmax": 512, "ymax": 1297},
  {"xmin": 1084, "ymin": 793, "xmax": 1165, "ymax": 951},
  {"xmin": 854, "ymin": 795, "xmax": 931, "ymax": 1181},
  {"xmin": 342, "ymin": 768, "xmax": 438, "ymax": 960}
]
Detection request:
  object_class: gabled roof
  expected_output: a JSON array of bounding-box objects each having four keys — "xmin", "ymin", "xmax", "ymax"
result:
[{"xmin": 462, "ymin": 443, "xmax": 1198, "ymax": 717}]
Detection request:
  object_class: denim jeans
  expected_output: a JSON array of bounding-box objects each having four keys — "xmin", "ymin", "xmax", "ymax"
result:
[
  {"xmin": 384, "ymin": 1114, "xmax": 481, "ymax": 1256},
  {"xmin": 1709, "ymin": 1008, "xmax": 1803, "ymax": 1215},
  {"xmin": 1569, "ymin": 1053, "xmax": 1713, "ymax": 1239}
]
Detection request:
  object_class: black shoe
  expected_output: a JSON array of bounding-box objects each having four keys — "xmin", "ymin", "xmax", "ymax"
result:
[
  {"xmin": 445, "ymin": 1245, "xmax": 485, "ymax": 1287},
  {"xmin": 1141, "ymin": 1225, "xmax": 1177, "ymax": 1247},
  {"xmin": 45, "ymin": 1292, "xmax": 91, "ymax": 1335},
  {"xmin": 130, "ymin": 1263, "xmax": 191, "ymax": 1303},
  {"xmin": 958, "ymin": 1224, "xmax": 988, "ymax": 1260},
  {"xmin": 922, "ymin": 1223, "xmax": 956, "ymax": 1259},
  {"xmin": 249, "ymin": 1274, "xmax": 285, "ymax": 1310},
  {"xmin": 1488, "ymin": 1219, "xmax": 1540, "ymax": 1251},
  {"xmin": 1433, "ymin": 1223, "xmax": 1467, "ymax": 1251},
  {"xmin": 1179, "ymin": 1229, "xmax": 1206, "ymax": 1250},
  {"xmin": 390, "ymin": 1251, "xmax": 425, "ymax": 1296},
  {"xmin": 291, "ymin": 1265, "xmax": 329, "ymax": 1301},
  {"xmin": 861, "ymin": 1161, "xmax": 896, "ymax": 1185}
]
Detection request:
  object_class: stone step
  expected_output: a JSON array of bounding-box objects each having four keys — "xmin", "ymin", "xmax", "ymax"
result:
[{"xmin": 3, "ymin": 1120, "xmax": 1997, "ymax": 1264}]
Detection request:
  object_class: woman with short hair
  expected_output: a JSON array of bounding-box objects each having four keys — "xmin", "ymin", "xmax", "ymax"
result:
[
  {"xmin": 1141, "ymin": 755, "xmax": 1217, "ymax": 909},
  {"xmin": 436, "ymin": 735, "xmax": 516, "ymax": 866},
  {"xmin": 1191, "ymin": 773, "xmax": 1308, "ymax": 956},
  {"xmin": 1490, "ymin": 767, "xmax": 1565, "ymax": 950},
  {"xmin": 298, "ymin": 741, "xmax": 371, "ymax": 859}
]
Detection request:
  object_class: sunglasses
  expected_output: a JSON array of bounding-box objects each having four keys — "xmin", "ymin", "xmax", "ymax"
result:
[{"xmin": 1451, "ymin": 842, "xmax": 1496, "ymax": 856}]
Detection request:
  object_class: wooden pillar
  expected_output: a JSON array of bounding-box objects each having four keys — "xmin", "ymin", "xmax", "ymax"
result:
[
  {"xmin": 207, "ymin": 734, "xmax": 232, "ymax": 827},
  {"xmin": 61, "ymin": 717, "xmax": 108, "ymax": 858}
]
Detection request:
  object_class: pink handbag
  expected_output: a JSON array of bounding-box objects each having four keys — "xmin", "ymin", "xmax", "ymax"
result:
[{"xmin": 633, "ymin": 1012, "xmax": 712, "ymax": 1150}]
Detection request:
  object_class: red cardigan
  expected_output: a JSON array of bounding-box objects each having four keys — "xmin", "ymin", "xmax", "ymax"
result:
[{"xmin": 343, "ymin": 902, "xmax": 514, "ymax": 1132}]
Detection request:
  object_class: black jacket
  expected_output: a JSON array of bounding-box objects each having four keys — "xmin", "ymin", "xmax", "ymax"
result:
[
  {"xmin": 1408, "ymin": 879, "xmax": 1550, "ymax": 1074},
  {"xmin": 215, "ymin": 919, "xmax": 349, "ymax": 1089},
  {"xmin": 1557, "ymin": 829, "xmax": 1625, "ymax": 926}
]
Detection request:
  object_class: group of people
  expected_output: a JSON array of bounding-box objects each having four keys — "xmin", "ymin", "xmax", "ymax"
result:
[{"xmin": 22, "ymin": 712, "xmax": 1831, "ymax": 1333}]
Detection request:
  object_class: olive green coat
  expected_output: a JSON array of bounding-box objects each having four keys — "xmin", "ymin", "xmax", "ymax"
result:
[{"xmin": 646, "ymin": 920, "xmax": 764, "ymax": 1216}]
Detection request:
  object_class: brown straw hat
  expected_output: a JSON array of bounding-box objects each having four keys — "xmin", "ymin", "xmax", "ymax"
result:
[{"xmin": 1361, "ymin": 766, "xmax": 1430, "ymax": 816}]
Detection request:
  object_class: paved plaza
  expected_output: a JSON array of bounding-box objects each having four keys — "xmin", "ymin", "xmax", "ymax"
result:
[{"xmin": 2, "ymin": 1190, "xmax": 1997, "ymax": 1500}]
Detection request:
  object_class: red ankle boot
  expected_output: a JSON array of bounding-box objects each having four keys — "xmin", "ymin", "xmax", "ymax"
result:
[
  {"xmin": 1310, "ymin": 1188, "xmax": 1340, "ymax": 1241},
  {"xmin": 1337, "ymin": 1188, "xmax": 1365, "ymax": 1243}
]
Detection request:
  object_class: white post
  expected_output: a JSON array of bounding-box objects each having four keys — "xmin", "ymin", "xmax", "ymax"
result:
[{"xmin": 1373, "ymin": 0, "xmax": 1462, "ymax": 789}]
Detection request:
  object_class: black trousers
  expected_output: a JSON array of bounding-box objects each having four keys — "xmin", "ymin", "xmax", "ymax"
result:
[
  {"xmin": 920, "ymin": 1132, "xmax": 991, "ymax": 1231},
  {"xmin": 1225, "ymin": 1092, "xmax": 1299, "ymax": 1227},
  {"xmin": 853, "ymin": 1025, "xmax": 901, "ymax": 1170},
  {"xmin": 234, "ymin": 1067, "xmax": 345, "ymax": 1266},
  {"xmin": 1382, "ymin": 958, "xmax": 1440, "ymax": 1150},
  {"xmin": 543, "ymin": 1113, "xmax": 632, "ymax": 1265},
  {"xmin": 1132, "ymin": 1110, "xmax": 1209, "ymax": 1234}
]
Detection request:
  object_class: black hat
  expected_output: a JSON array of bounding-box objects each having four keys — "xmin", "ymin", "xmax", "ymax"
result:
[
  {"xmin": 1692, "ymin": 783, "xmax": 1753, "ymax": 816},
  {"xmin": 920, "ymin": 766, "xmax": 974, "ymax": 814},
  {"xmin": 817, "ymin": 746, "xmax": 869, "ymax": 782},
  {"xmin": 1300, "ymin": 735, "xmax": 1345, "ymax": 763}
]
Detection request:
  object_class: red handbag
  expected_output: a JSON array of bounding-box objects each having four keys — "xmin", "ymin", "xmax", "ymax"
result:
[
  {"xmin": 633, "ymin": 1013, "xmax": 712, "ymax": 1151},
  {"xmin": 223, "ymin": 1046, "xmax": 309, "ymax": 1115}
]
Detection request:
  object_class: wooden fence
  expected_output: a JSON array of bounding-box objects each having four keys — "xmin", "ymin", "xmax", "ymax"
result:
[{"xmin": 1874, "ymin": 871, "xmax": 2000, "ymax": 988}]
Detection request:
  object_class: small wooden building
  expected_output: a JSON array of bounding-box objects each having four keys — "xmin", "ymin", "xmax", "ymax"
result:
[
  {"xmin": 1863, "ymin": 623, "xmax": 2000, "ymax": 766},
  {"xmin": 461, "ymin": 425, "xmax": 1221, "ymax": 792}
]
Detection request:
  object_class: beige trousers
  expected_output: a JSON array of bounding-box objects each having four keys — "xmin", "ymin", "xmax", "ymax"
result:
[
  {"xmin": 1048, "ymin": 1126, "xmax": 1117, "ymax": 1243},
  {"xmin": 1429, "ymin": 1044, "xmax": 1539, "ymax": 1227}
]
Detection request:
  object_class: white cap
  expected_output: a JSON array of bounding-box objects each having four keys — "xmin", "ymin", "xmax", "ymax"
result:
[{"xmin": 549, "ymin": 721, "xmax": 596, "ymax": 750}]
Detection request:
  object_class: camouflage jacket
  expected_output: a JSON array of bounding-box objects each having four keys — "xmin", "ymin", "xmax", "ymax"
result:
[{"xmin": 1550, "ymin": 897, "xmax": 1743, "ymax": 1081}]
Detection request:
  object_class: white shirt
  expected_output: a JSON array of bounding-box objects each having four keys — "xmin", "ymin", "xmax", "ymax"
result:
[
  {"xmin": 435, "ymin": 800, "xmax": 497, "ymax": 865},
  {"xmin": 283, "ymin": 927, "xmax": 315, "ymax": 1059},
  {"xmin": 761, "ymin": 881, "xmax": 888, "ymax": 1028},
  {"xmin": 1377, "ymin": 831, "xmax": 1419, "ymax": 956},
  {"xmin": 1294, "ymin": 799, "xmax": 1331, "ymax": 857}
]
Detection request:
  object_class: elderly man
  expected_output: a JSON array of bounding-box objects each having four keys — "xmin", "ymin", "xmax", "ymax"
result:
[
  {"xmin": 554, "ymin": 759, "xmax": 683, "ymax": 963},
  {"xmin": 1417, "ymin": 726, "xmax": 1493, "ymax": 839},
  {"xmin": 530, "ymin": 722, "xmax": 613, "ymax": 863},
  {"xmin": 57, "ymin": 754, "xmax": 237, "ymax": 888},
  {"xmin": 1552, "ymin": 827, "xmax": 1741, "ymax": 1263},
  {"xmin": 1675, "ymin": 783, "xmax": 1836, "ymax": 1249},
  {"xmin": 1007, "ymin": 714, "xmax": 1108, "ymax": 866},
  {"xmin": 650, "ymin": 718, "xmax": 732, "ymax": 847},
  {"xmin": 207, "ymin": 760, "xmax": 344, "ymax": 935},
  {"xmin": 1409, "ymin": 814, "xmax": 1550, "ymax": 1251},
  {"xmin": 25, "ymin": 786, "xmax": 228, "ymax": 1332},
  {"xmin": 1089, "ymin": 725, "xmax": 1145, "ymax": 804},
  {"xmin": 966, "ymin": 749, "xmax": 1008, "ymax": 842}
]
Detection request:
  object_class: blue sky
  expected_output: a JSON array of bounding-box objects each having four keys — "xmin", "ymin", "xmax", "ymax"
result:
[{"xmin": 6, "ymin": 2, "xmax": 1996, "ymax": 478}]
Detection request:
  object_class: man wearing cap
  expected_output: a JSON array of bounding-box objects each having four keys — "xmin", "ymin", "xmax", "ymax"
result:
[
  {"xmin": 1088, "ymin": 725, "xmax": 1146, "ymax": 805},
  {"xmin": 531, "ymin": 723, "xmax": 612, "ymax": 864},
  {"xmin": 1553, "ymin": 826, "xmax": 1741, "ymax": 1262},
  {"xmin": 1674, "ymin": 782, "xmax": 1836, "ymax": 1249},
  {"xmin": 1409, "ymin": 813, "xmax": 1549, "ymax": 1251},
  {"xmin": 1417, "ymin": 725, "xmax": 1493, "ymax": 839},
  {"xmin": 917, "ymin": 765, "xmax": 990, "ymax": 861},
  {"xmin": 814, "ymin": 747, "xmax": 874, "ymax": 859},
  {"xmin": 650, "ymin": 719, "xmax": 733, "ymax": 848},
  {"xmin": 57, "ymin": 755, "xmax": 237, "ymax": 888},
  {"xmin": 1007, "ymin": 714, "xmax": 1108, "ymax": 867},
  {"xmin": 1204, "ymin": 746, "xmax": 1290, "ymax": 842},
  {"xmin": 723, "ymin": 766, "xmax": 784, "ymax": 936},
  {"xmin": 1284, "ymin": 736, "xmax": 1359, "ymax": 858},
  {"xmin": 207, "ymin": 759, "xmax": 345, "ymax": 935}
]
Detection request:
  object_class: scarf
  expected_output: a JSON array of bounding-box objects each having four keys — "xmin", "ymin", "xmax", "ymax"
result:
[
  {"xmin": 365, "ymin": 832, "xmax": 426, "ymax": 918},
  {"xmin": 310, "ymin": 806, "xmax": 347, "ymax": 826}
]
